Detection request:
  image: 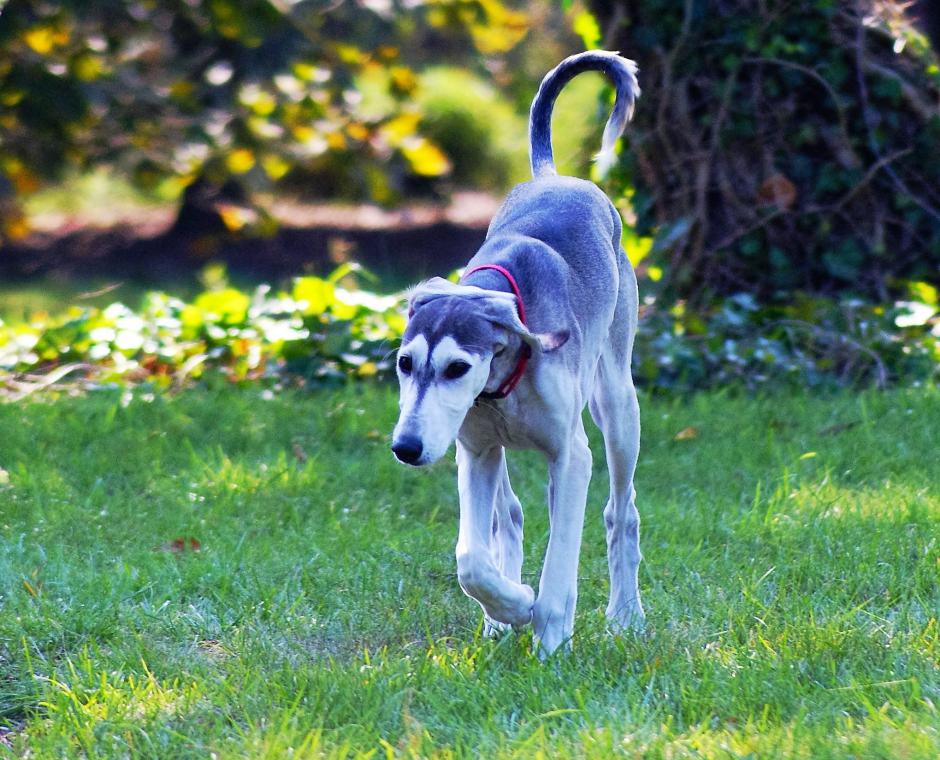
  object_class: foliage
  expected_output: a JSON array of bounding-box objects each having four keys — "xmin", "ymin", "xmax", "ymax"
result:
[
  {"xmin": 589, "ymin": 0, "xmax": 940, "ymax": 302},
  {"xmin": 0, "ymin": 0, "xmax": 530, "ymax": 238},
  {"xmin": 0, "ymin": 266, "xmax": 405, "ymax": 398},
  {"xmin": 415, "ymin": 66, "xmax": 530, "ymax": 190},
  {"xmin": 1, "ymin": 269, "xmax": 937, "ymax": 398},
  {"xmin": 0, "ymin": 385, "xmax": 938, "ymax": 755},
  {"xmin": 636, "ymin": 287, "xmax": 940, "ymax": 392}
]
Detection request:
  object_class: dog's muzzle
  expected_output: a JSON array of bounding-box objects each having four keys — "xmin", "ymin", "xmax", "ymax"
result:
[{"xmin": 391, "ymin": 435, "xmax": 424, "ymax": 465}]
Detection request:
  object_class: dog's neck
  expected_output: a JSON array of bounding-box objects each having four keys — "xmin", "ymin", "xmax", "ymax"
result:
[
  {"xmin": 461, "ymin": 267, "xmax": 515, "ymax": 296},
  {"xmin": 461, "ymin": 265, "xmax": 532, "ymax": 400}
]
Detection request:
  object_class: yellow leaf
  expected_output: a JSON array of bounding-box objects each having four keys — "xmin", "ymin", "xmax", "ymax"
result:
[
  {"xmin": 254, "ymin": 96, "xmax": 277, "ymax": 116},
  {"xmin": 291, "ymin": 124, "xmax": 314, "ymax": 142},
  {"xmin": 334, "ymin": 44, "xmax": 367, "ymax": 65},
  {"xmin": 193, "ymin": 288, "xmax": 250, "ymax": 323},
  {"xmin": 624, "ymin": 234, "xmax": 653, "ymax": 268},
  {"xmin": 293, "ymin": 277, "xmax": 335, "ymax": 315},
  {"xmin": 909, "ymin": 281, "xmax": 938, "ymax": 306},
  {"xmin": 261, "ymin": 154, "xmax": 291, "ymax": 180},
  {"xmin": 674, "ymin": 426, "xmax": 698, "ymax": 441},
  {"xmin": 384, "ymin": 312, "xmax": 406, "ymax": 335},
  {"xmin": 23, "ymin": 25, "xmax": 66, "ymax": 54},
  {"xmin": 389, "ymin": 66, "xmax": 417, "ymax": 95},
  {"xmin": 382, "ymin": 113, "xmax": 421, "ymax": 146},
  {"xmin": 799, "ymin": 451, "xmax": 817, "ymax": 460},
  {"xmin": 469, "ymin": 1, "xmax": 528, "ymax": 54},
  {"xmin": 3, "ymin": 213, "xmax": 30, "ymax": 240},
  {"xmin": 346, "ymin": 123, "xmax": 369, "ymax": 142},
  {"xmin": 0, "ymin": 89, "xmax": 24, "ymax": 106},
  {"xmin": 181, "ymin": 303, "xmax": 205, "ymax": 333},
  {"xmin": 647, "ymin": 265, "xmax": 663, "ymax": 282},
  {"xmin": 401, "ymin": 138, "xmax": 451, "ymax": 177},
  {"xmin": 226, "ymin": 148, "xmax": 255, "ymax": 174},
  {"xmin": 6, "ymin": 159, "xmax": 40, "ymax": 194},
  {"xmin": 169, "ymin": 80, "xmax": 195, "ymax": 101},
  {"xmin": 216, "ymin": 203, "xmax": 258, "ymax": 232},
  {"xmin": 22, "ymin": 579, "xmax": 38, "ymax": 597},
  {"xmin": 357, "ymin": 361, "xmax": 378, "ymax": 377},
  {"xmin": 72, "ymin": 53, "xmax": 104, "ymax": 81}
]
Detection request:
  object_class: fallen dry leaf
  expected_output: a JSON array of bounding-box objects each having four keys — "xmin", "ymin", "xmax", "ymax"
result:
[
  {"xmin": 198, "ymin": 639, "xmax": 232, "ymax": 659},
  {"xmin": 674, "ymin": 426, "xmax": 699, "ymax": 441},
  {"xmin": 818, "ymin": 421, "xmax": 859, "ymax": 437},
  {"xmin": 156, "ymin": 537, "xmax": 201, "ymax": 553},
  {"xmin": 292, "ymin": 442, "xmax": 308, "ymax": 463},
  {"xmin": 757, "ymin": 173, "xmax": 797, "ymax": 210}
]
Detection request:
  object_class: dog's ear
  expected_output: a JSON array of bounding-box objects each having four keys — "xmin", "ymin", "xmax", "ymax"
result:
[
  {"xmin": 406, "ymin": 278, "xmax": 569, "ymax": 352},
  {"xmin": 480, "ymin": 294, "xmax": 569, "ymax": 354},
  {"xmin": 406, "ymin": 277, "xmax": 456, "ymax": 314}
]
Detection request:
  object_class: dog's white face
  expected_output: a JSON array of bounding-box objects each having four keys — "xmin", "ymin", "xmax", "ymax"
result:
[
  {"xmin": 391, "ymin": 278, "xmax": 568, "ymax": 467},
  {"xmin": 392, "ymin": 334, "xmax": 493, "ymax": 466}
]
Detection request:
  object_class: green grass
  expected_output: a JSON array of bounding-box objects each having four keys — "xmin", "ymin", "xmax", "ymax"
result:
[
  {"xmin": 0, "ymin": 279, "xmax": 169, "ymax": 324},
  {"xmin": 0, "ymin": 385, "xmax": 937, "ymax": 758}
]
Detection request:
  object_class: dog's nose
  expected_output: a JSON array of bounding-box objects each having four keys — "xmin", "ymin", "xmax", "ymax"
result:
[{"xmin": 392, "ymin": 436, "xmax": 423, "ymax": 465}]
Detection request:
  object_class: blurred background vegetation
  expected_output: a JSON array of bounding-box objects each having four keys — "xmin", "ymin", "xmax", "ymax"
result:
[{"xmin": 0, "ymin": 0, "xmax": 938, "ymax": 394}]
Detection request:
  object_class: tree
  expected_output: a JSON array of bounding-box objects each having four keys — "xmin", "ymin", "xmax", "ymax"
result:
[
  {"xmin": 590, "ymin": 0, "xmax": 940, "ymax": 302},
  {"xmin": 0, "ymin": 0, "xmax": 528, "ymax": 241}
]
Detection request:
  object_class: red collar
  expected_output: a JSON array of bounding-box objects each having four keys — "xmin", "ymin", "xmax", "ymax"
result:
[{"xmin": 462, "ymin": 264, "xmax": 531, "ymax": 399}]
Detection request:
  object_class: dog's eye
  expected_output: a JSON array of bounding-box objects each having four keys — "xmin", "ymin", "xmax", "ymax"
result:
[
  {"xmin": 398, "ymin": 355, "xmax": 412, "ymax": 374},
  {"xmin": 443, "ymin": 361, "xmax": 471, "ymax": 380}
]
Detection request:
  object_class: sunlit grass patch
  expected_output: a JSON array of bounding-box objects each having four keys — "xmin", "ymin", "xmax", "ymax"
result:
[
  {"xmin": 0, "ymin": 385, "xmax": 937, "ymax": 757},
  {"xmin": 31, "ymin": 652, "xmax": 202, "ymax": 753}
]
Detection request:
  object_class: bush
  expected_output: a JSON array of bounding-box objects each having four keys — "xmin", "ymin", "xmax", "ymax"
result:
[
  {"xmin": 1, "ymin": 269, "xmax": 936, "ymax": 399},
  {"xmin": 589, "ymin": 0, "xmax": 940, "ymax": 302},
  {"xmin": 416, "ymin": 67, "xmax": 529, "ymax": 191}
]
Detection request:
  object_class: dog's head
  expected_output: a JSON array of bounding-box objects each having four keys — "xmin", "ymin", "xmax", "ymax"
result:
[{"xmin": 391, "ymin": 277, "xmax": 567, "ymax": 466}]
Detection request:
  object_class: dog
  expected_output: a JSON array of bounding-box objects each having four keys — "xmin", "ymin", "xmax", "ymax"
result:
[{"xmin": 391, "ymin": 51, "xmax": 644, "ymax": 656}]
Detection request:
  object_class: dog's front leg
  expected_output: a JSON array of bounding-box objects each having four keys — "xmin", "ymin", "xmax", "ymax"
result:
[
  {"xmin": 533, "ymin": 421, "xmax": 593, "ymax": 657},
  {"xmin": 456, "ymin": 442, "xmax": 534, "ymax": 628},
  {"xmin": 483, "ymin": 458, "xmax": 526, "ymax": 636}
]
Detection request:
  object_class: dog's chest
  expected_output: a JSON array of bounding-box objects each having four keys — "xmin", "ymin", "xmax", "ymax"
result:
[{"xmin": 459, "ymin": 402, "xmax": 544, "ymax": 451}]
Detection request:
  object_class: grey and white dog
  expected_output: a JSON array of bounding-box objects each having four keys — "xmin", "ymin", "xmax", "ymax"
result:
[{"xmin": 391, "ymin": 51, "xmax": 644, "ymax": 656}]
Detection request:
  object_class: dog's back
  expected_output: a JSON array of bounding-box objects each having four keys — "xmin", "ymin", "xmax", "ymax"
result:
[{"xmin": 470, "ymin": 51, "xmax": 640, "ymax": 341}]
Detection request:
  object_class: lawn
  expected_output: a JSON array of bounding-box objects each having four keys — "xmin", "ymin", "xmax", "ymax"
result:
[{"xmin": 0, "ymin": 385, "xmax": 937, "ymax": 758}]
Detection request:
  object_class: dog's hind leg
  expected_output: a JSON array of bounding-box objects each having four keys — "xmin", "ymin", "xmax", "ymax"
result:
[
  {"xmin": 456, "ymin": 442, "xmax": 535, "ymax": 629},
  {"xmin": 484, "ymin": 459, "xmax": 526, "ymax": 636},
  {"xmin": 590, "ymin": 346, "xmax": 646, "ymax": 633}
]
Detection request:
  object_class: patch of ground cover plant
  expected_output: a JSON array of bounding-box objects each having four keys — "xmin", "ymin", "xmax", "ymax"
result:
[
  {"xmin": 1, "ymin": 266, "xmax": 938, "ymax": 399},
  {"xmin": 0, "ymin": 385, "xmax": 937, "ymax": 756}
]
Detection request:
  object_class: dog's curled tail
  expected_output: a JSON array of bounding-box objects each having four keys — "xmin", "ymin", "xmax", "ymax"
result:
[{"xmin": 529, "ymin": 50, "xmax": 639, "ymax": 179}]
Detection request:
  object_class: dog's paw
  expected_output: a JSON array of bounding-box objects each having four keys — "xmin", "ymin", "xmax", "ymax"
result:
[
  {"xmin": 532, "ymin": 625, "xmax": 572, "ymax": 660},
  {"xmin": 517, "ymin": 583, "xmax": 536, "ymax": 626},
  {"xmin": 483, "ymin": 616, "xmax": 511, "ymax": 638},
  {"xmin": 606, "ymin": 600, "xmax": 646, "ymax": 634},
  {"xmin": 532, "ymin": 599, "xmax": 573, "ymax": 658},
  {"xmin": 476, "ymin": 582, "xmax": 534, "ymax": 630}
]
